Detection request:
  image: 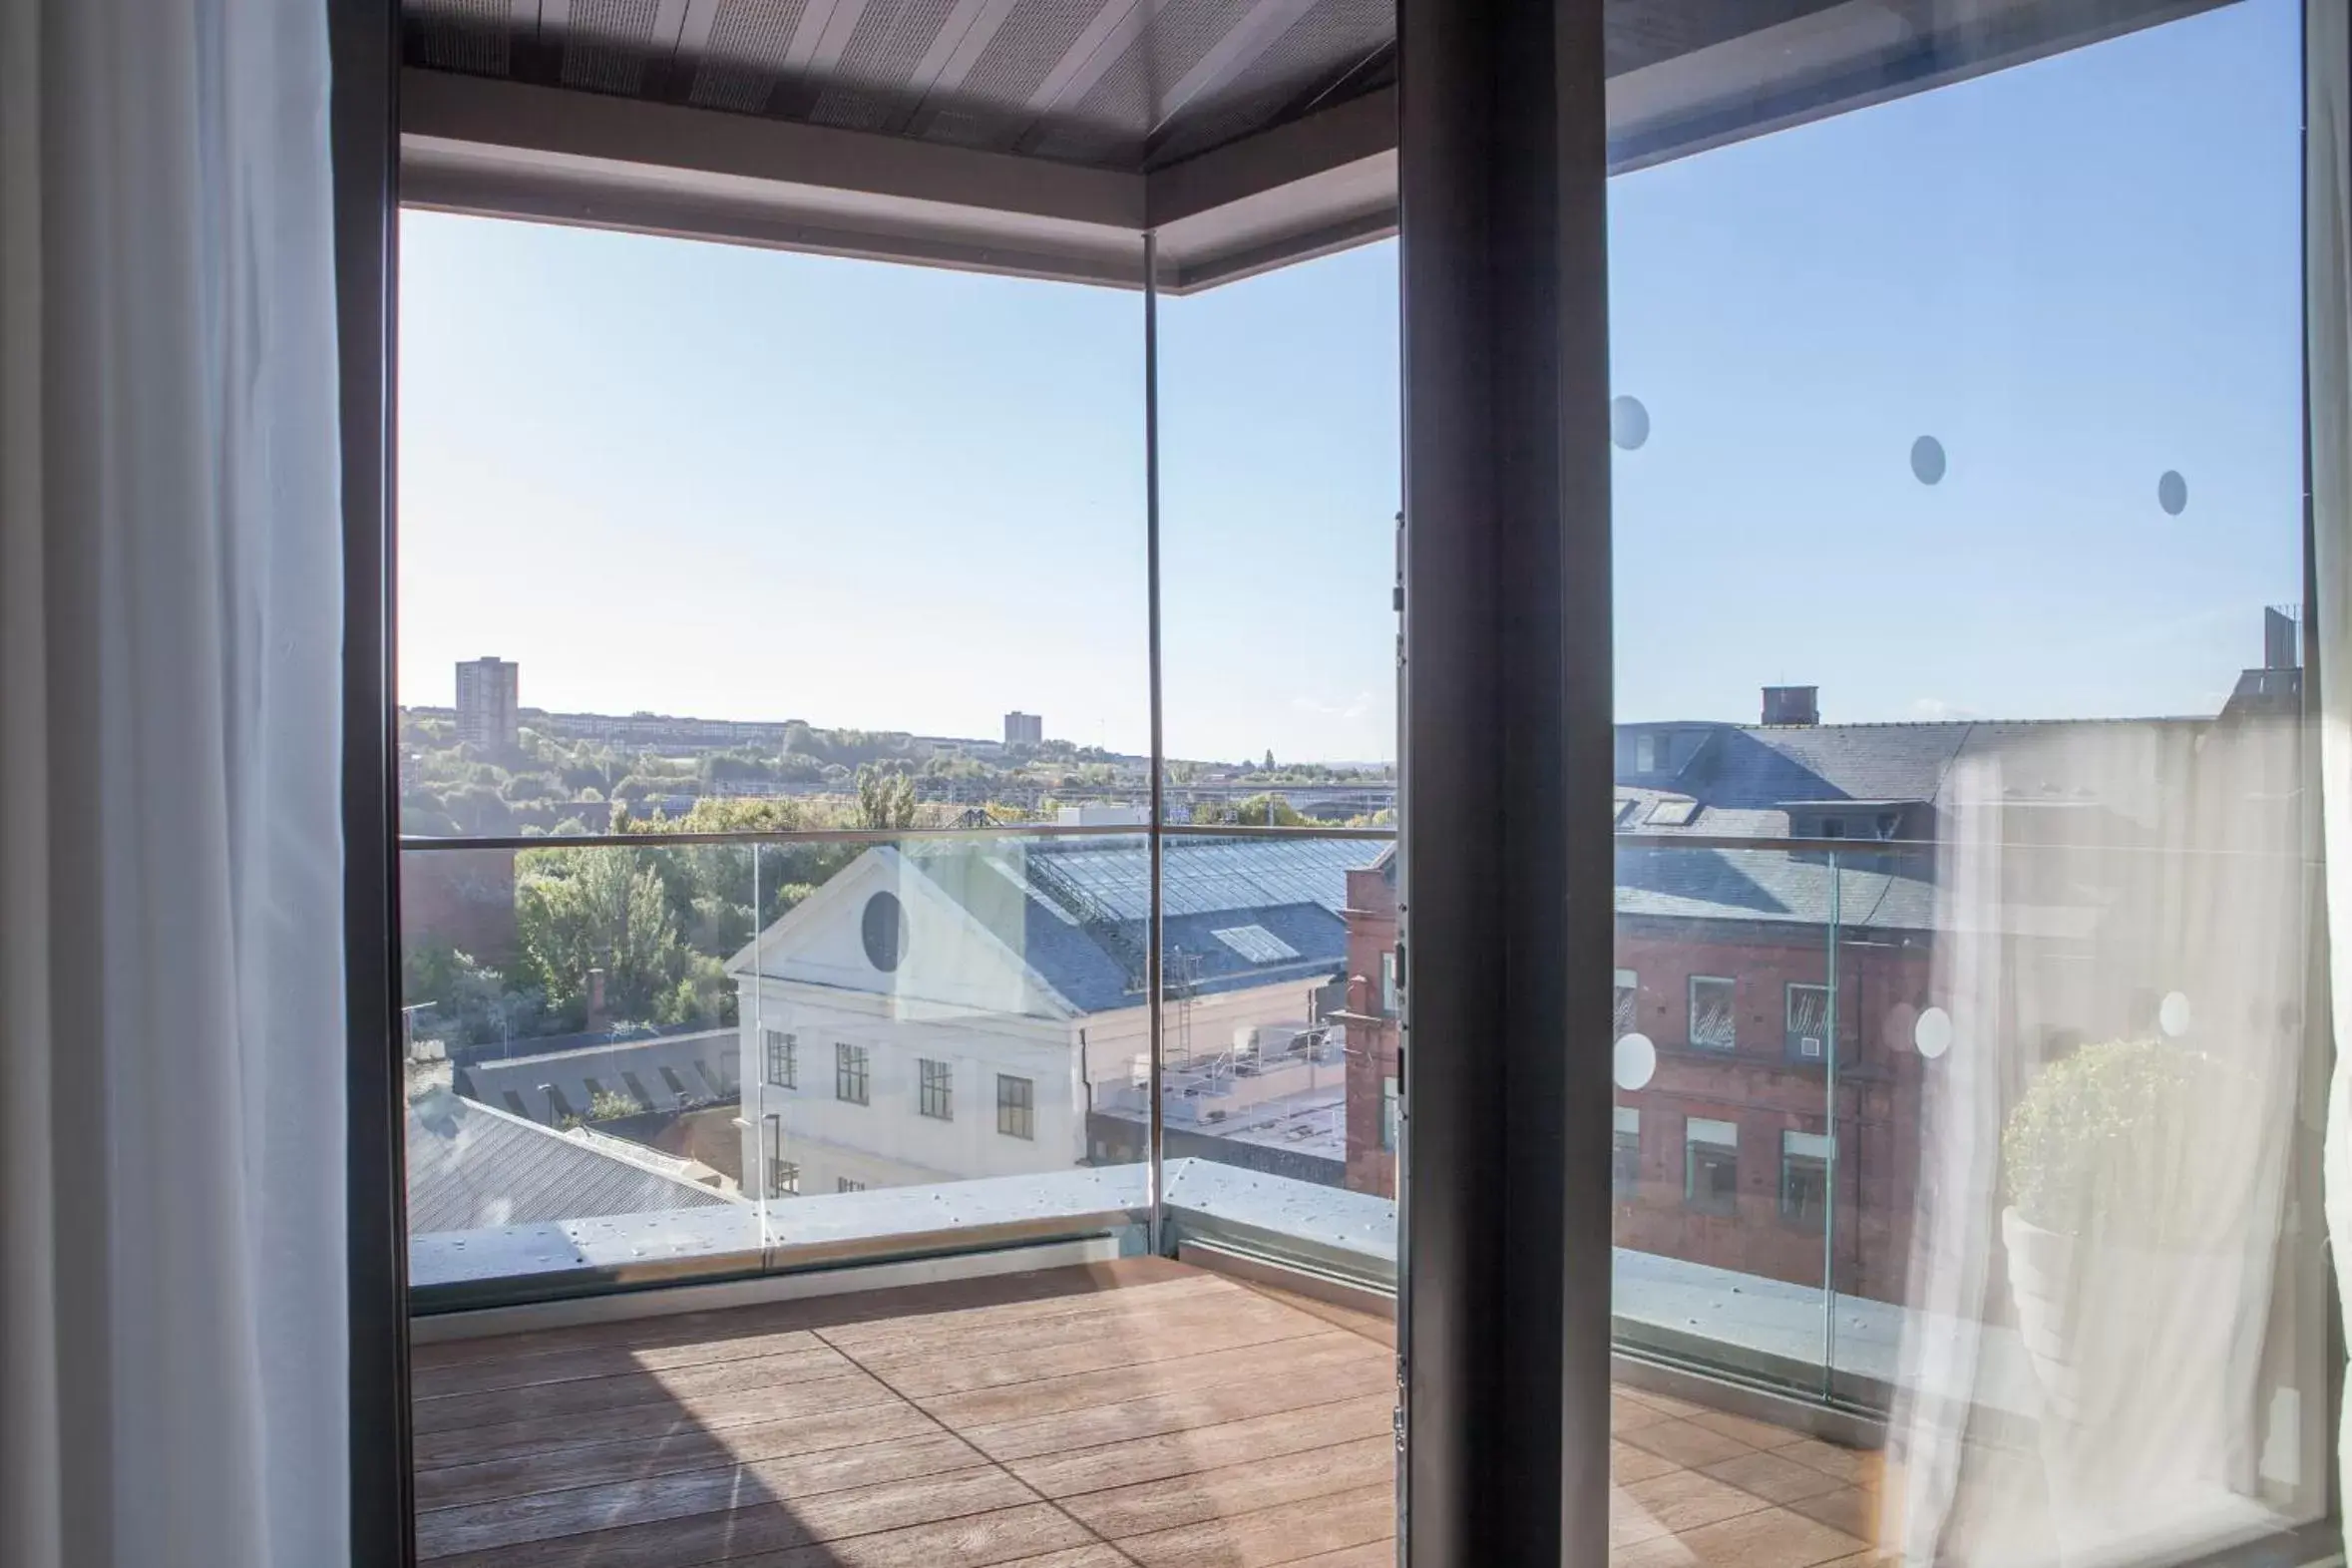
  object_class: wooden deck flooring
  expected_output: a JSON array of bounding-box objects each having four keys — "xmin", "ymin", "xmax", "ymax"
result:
[{"xmin": 412, "ymin": 1258, "xmax": 1878, "ymax": 1568}]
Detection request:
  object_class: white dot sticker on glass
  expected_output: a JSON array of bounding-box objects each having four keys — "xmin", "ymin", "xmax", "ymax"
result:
[
  {"xmin": 1914, "ymin": 1006, "xmax": 1954, "ymax": 1059},
  {"xmin": 2159, "ymin": 991, "xmax": 2193, "ymax": 1038},
  {"xmin": 1614, "ymin": 1031, "xmax": 1657, "ymax": 1091}
]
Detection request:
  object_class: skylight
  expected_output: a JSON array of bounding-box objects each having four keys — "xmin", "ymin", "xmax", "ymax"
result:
[{"xmin": 1211, "ymin": 925, "xmax": 1301, "ymax": 964}]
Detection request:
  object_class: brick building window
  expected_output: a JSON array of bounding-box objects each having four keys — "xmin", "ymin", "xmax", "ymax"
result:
[
  {"xmin": 1780, "ymin": 1130, "xmax": 1832, "ymax": 1228},
  {"xmin": 919, "ymin": 1057, "xmax": 953, "ymax": 1120},
  {"xmin": 1613, "ymin": 969, "xmax": 1638, "ymax": 1039},
  {"xmin": 1684, "ymin": 1117, "xmax": 1739, "ymax": 1215},
  {"xmin": 838, "ymin": 1177, "xmax": 866, "ymax": 1193},
  {"xmin": 997, "ymin": 1074, "xmax": 1035, "ymax": 1139},
  {"xmin": 1613, "ymin": 1107, "xmax": 1640, "ymax": 1195},
  {"xmin": 1784, "ymin": 983, "xmax": 1830, "ymax": 1063},
  {"xmin": 836, "ymin": 1041, "xmax": 870, "ymax": 1105},
  {"xmin": 1379, "ymin": 952, "xmax": 1399, "ymax": 1016},
  {"xmin": 764, "ymin": 1028, "xmax": 797, "ymax": 1088},
  {"xmin": 1689, "ymin": 977, "xmax": 1736, "ymax": 1051},
  {"xmin": 1381, "ymin": 1076, "xmax": 1400, "ymax": 1151}
]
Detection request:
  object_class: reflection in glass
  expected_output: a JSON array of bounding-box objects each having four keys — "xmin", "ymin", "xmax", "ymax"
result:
[
  {"xmin": 1606, "ymin": 2, "xmax": 2318, "ymax": 1563},
  {"xmin": 1154, "ymin": 240, "xmax": 1402, "ymax": 1227}
]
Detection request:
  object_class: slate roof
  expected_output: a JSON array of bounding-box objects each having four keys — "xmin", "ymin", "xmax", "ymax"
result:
[
  {"xmin": 462, "ymin": 1029, "xmax": 739, "ymax": 1124},
  {"xmin": 903, "ymin": 835, "xmax": 1379, "ymax": 1016},
  {"xmin": 1612, "ymin": 717, "xmax": 2221, "ymax": 933},
  {"xmin": 406, "ymin": 1089, "xmax": 733, "ymax": 1233},
  {"xmin": 1614, "ymin": 844, "xmax": 1938, "ymax": 935}
]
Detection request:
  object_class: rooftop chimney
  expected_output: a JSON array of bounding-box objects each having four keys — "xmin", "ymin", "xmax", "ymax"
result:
[
  {"xmin": 2265, "ymin": 604, "xmax": 2300, "ymax": 671},
  {"xmin": 1762, "ymin": 685, "xmax": 1819, "ymax": 726}
]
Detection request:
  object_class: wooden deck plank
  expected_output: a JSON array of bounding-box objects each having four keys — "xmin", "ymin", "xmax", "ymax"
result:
[
  {"xmin": 809, "ymin": 1272, "xmax": 1220, "ymax": 1357},
  {"xmin": 416, "ymin": 1397, "xmax": 943, "ymax": 1511},
  {"xmin": 1279, "ymin": 1544, "xmax": 1396, "ymax": 1567},
  {"xmin": 413, "ymin": 1327, "xmax": 832, "ymax": 1401},
  {"xmin": 1112, "ymin": 1480, "xmax": 1395, "ymax": 1568},
  {"xmin": 413, "ymin": 1370, "xmax": 902, "ymax": 1471},
  {"xmin": 852, "ymin": 1301, "xmax": 1330, "ymax": 1399},
  {"xmin": 915, "ymin": 1331, "xmax": 1375, "ymax": 1429},
  {"xmin": 963, "ymin": 1358, "xmax": 1391, "ymax": 1463},
  {"xmin": 418, "ymin": 1431, "xmax": 983, "ymax": 1559},
  {"xmin": 1005, "ymin": 1392, "xmax": 1394, "ymax": 1499},
  {"xmin": 1058, "ymin": 1434, "xmax": 1393, "ymax": 1541},
  {"xmin": 836, "ymin": 1286, "xmax": 1301, "ymax": 1378},
  {"xmin": 413, "ymin": 1344, "xmax": 858, "ymax": 1435},
  {"xmin": 414, "ymin": 1262, "xmax": 1419, "ymax": 1568},
  {"xmin": 711, "ymin": 1504, "xmax": 1100, "ymax": 1568},
  {"xmin": 432, "ymin": 1466, "xmax": 1037, "ymax": 1568}
]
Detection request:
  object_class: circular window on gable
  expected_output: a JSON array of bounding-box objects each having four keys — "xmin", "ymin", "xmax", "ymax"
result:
[{"xmin": 861, "ymin": 891, "xmax": 909, "ymax": 973}]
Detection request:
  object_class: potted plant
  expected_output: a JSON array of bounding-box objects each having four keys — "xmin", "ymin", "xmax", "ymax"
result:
[{"xmin": 2000, "ymin": 1037, "xmax": 2267, "ymax": 1531}]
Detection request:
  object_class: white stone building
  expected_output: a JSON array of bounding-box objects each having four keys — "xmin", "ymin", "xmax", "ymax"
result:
[{"xmin": 728, "ymin": 835, "xmax": 1378, "ymax": 1199}]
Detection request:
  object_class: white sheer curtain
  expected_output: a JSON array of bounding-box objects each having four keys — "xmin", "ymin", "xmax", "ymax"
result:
[
  {"xmin": 0, "ymin": 3, "xmax": 348, "ymax": 1566},
  {"xmin": 2314, "ymin": 9, "xmax": 2352, "ymax": 1567}
]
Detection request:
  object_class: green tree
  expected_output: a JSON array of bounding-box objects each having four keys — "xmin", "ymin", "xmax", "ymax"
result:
[
  {"xmin": 585, "ymin": 1088, "xmax": 641, "ymax": 1123},
  {"xmin": 857, "ymin": 765, "xmax": 918, "ymax": 831},
  {"xmin": 515, "ymin": 849, "xmax": 686, "ymax": 1024},
  {"xmin": 1197, "ymin": 793, "xmax": 1306, "ymax": 828}
]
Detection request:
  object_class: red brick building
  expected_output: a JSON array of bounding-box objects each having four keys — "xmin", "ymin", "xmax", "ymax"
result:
[{"xmin": 1609, "ymin": 890, "xmax": 1933, "ymax": 1303}]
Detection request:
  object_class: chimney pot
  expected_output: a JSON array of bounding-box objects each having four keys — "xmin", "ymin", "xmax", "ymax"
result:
[{"xmin": 1762, "ymin": 685, "xmax": 1819, "ymax": 726}]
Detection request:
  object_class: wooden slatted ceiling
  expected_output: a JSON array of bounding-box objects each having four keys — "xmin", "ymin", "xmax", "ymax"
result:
[{"xmin": 412, "ymin": 1259, "xmax": 1882, "ymax": 1567}]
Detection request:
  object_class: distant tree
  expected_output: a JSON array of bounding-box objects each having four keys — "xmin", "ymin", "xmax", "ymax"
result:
[
  {"xmin": 1264, "ymin": 749, "xmax": 1277, "ymax": 771},
  {"xmin": 1198, "ymin": 793, "xmax": 1306, "ymax": 828},
  {"xmin": 500, "ymin": 772, "xmax": 558, "ymax": 804},
  {"xmin": 401, "ymin": 939, "xmax": 549, "ymax": 1050},
  {"xmin": 856, "ymin": 765, "xmax": 919, "ymax": 831},
  {"xmin": 443, "ymin": 782, "xmax": 513, "ymax": 834}
]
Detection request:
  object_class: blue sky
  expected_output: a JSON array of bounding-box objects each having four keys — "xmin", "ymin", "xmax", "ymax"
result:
[{"xmin": 399, "ymin": 0, "xmax": 2301, "ymax": 761}]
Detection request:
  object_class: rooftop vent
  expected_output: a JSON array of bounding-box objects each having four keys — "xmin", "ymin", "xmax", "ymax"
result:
[{"xmin": 1762, "ymin": 685, "xmax": 1819, "ymax": 726}]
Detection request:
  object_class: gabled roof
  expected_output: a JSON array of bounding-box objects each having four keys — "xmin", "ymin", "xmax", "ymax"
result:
[
  {"xmin": 907, "ymin": 835, "xmax": 1375, "ymax": 1013},
  {"xmin": 1614, "ymin": 844, "xmax": 1938, "ymax": 936},
  {"xmin": 731, "ymin": 835, "xmax": 1381, "ymax": 1019},
  {"xmin": 405, "ymin": 1089, "xmax": 734, "ymax": 1232}
]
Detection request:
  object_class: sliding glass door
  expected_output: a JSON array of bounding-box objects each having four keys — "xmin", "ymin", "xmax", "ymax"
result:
[{"xmin": 1604, "ymin": 2, "xmax": 2329, "ymax": 1562}]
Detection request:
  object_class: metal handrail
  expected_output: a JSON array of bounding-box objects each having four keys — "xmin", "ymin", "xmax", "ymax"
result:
[{"xmin": 399, "ymin": 820, "xmax": 1400, "ymax": 852}]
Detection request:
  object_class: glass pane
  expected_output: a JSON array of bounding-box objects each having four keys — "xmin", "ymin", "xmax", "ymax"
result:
[
  {"xmin": 398, "ymin": 212, "xmax": 1147, "ymax": 847},
  {"xmin": 1606, "ymin": 3, "xmax": 2324, "ymax": 1563},
  {"xmin": 401, "ymin": 840, "xmax": 766, "ymax": 1296},
  {"xmin": 1152, "ymin": 239, "xmax": 1402, "ymax": 1293},
  {"xmin": 396, "ymin": 213, "xmax": 1149, "ymax": 1300}
]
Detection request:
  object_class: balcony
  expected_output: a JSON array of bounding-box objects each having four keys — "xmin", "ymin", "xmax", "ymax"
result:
[{"xmin": 415, "ymin": 1256, "xmax": 1888, "ymax": 1568}]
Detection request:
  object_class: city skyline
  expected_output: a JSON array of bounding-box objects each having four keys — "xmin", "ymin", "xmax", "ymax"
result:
[{"xmin": 398, "ymin": 0, "xmax": 2299, "ymax": 760}]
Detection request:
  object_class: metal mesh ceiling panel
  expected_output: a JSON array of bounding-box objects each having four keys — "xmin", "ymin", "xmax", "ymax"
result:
[{"xmin": 401, "ymin": 0, "xmax": 1398, "ymax": 173}]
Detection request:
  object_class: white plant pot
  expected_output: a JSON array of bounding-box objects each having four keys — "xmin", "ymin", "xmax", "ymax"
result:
[{"xmin": 2000, "ymin": 1205, "xmax": 2263, "ymax": 1544}]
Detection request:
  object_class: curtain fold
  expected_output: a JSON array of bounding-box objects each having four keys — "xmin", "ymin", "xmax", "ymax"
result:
[
  {"xmin": 2312, "ymin": 10, "xmax": 2352, "ymax": 1567},
  {"xmin": 0, "ymin": 3, "xmax": 349, "ymax": 1566}
]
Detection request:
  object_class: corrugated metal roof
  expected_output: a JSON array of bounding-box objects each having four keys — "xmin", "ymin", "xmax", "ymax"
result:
[
  {"xmin": 902, "ymin": 834, "xmax": 1376, "ymax": 1012},
  {"xmin": 406, "ymin": 1089, "xmax": 734, "ymax": 1232}
]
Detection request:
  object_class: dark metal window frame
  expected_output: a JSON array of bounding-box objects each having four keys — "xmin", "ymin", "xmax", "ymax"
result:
[
  {"xmin": 919, "ymin": 1057, "xmax": 954, "ymax": 1121},
  {"xmin": 1682, "ymin": 1123, "xmax": 1740, "ymax": 1216},
  {"xmin": 1689, "ymin": 974, "xmax": 1738, "ymax": 1051},
  {"xmin": 765, "ymin": 1028, "xmax": 797, "ymax": 1089},
  {"xmin": 1779, "ymin": 1143, "xmax": 1830, "ymax": 1231},
  {"xmin": 348, "ymin": 8, "xmax": 2347, "ymax": 1568},
  {"xmin": 996, "ymin": 1073, "xmax": 1036, "ymax": 1140},
  {"xmin": 835, "ymin": 1042, "xmax": 870, "ymax": 1106}
]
